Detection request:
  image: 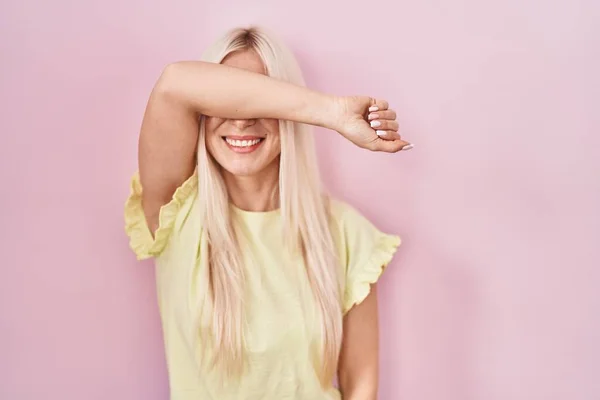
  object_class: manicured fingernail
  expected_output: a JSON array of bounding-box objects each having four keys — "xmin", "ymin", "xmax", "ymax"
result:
[
  {"xmin": 370, "ymin": 120, "xmax": 381, "ymax": 128},
  {"xmin": 368, "ymin": 113, "xmax": 379, "ymax": 120},
  {"xmin": 376, "ymin": 130, "xmax": 386, "ymax": 136},
  {"xmin": 369, "ymin": 106, "xmax": 379, "ymax": 112},
  {"xmin": 402, "ymin": 144, "xmax": 414, "ymax": 151}
]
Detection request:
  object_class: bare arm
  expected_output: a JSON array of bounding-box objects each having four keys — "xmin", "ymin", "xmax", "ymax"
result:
[
  {"xmin": 138, "ymin": 75, "xmax": 198, "ymax": 235},
  {"xmin": 338, "ymin": 284, "xmax": 380, "ymax": 400},
  {"xmin": 138, "ymin": 62, "xmax": 342, "ymax": 234},
  {"xmin": 138, "ymin": 62, "xmax": 408, "ymax": 234},
  {"xmin": 159, "ymin": 61, "xmax": 336, "ymax": 127}
]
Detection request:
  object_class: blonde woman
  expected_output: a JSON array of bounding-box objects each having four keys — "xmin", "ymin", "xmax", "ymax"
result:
[{"xmin": 125, "ymin": 26, "xmax": 411, "ymax": 400}]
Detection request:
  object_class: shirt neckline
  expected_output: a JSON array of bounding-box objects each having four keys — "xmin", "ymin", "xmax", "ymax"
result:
[{"xmin": 229, "ymin": 203, "xmax": 281, "ymax": 219}]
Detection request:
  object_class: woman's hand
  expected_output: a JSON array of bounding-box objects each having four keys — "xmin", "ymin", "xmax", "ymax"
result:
[{"xmin": 332, "ymin": 96, "xmax": 413, "ymax": 153}]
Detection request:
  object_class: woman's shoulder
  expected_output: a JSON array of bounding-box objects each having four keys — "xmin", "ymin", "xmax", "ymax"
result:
[
  {"xmin": 329, "ymin": 198, "xmax": 401, "ymax": 250},
  {"xmin": 327, "ymin": 197, "xmax": 373, "ymax": 227},
  {"xmin": 326, "ymin": 194, "xmax": 401, "ymax": 247},
  {"xmin": 326, "ymin": 196, "xmax": 402, "ymax": 313},
  {"xmin": 327, "ymin": 197, "xmax": 354, "ymax": 218},
  {"xmin": 326, "ymin": 196, "xmax": 400, "ymax": 247}
]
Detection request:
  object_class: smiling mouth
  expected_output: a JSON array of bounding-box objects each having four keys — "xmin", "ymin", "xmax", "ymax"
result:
[
  {"xmin": 222, "ymin": 136, "xmax": 265, "ymax": 153},
  {"xmin": 223, "ymin": 137, "xmax": 263, "ymax": 147}
]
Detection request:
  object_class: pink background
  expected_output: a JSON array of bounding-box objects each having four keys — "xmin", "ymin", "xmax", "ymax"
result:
[{"xmin": 1, "ymin": 0, "xmax": 599, "ymax": 399}]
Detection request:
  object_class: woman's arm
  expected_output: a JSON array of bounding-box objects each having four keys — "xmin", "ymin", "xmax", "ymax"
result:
[
  {"xmin": 138, "ymin": 61, "xmax": 408, "ymax": 234},
  {"xmin": 338, "ymin": 284, "xmax": 380, "ymax": 400},
  {"xmin": 157, "ymin": 61, "xmax": 336, "ymax": 128},
  {"xmin": 153, "ymin": 61, "xmax": 408, "ymax": 150},
  {"xmin": 138, "ymin": 62, "xmax": 337, "ymax": 234}
]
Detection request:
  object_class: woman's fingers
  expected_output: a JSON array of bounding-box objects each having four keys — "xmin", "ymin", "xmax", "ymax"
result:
[
  {"xmin": 367, "ymin": 99, "xmax": 414, "ymax": 153},
  {"xmin": 375, "ymin": 130, "xmax": 414, "ymax": 152},
  {"xmin": 373, "ymin": 139, "xmax": 414, "ymax": 153},
  {"xmin": 369, "ymin": 99, "xmax": 389, "ymax": 112},
  {"xmin": 376, "ymin": 130, "xmax": 401, "ymax": 141},
  {"xmin": 368, "ymin": 107, "xmax": 398, "ymax": 132},
  {"xmin": 369, "ymin": 119, "xmax": 398, "ymax": 131},
  {"xmin": 368, "ymin": 110, "xmax": 397, "ymax": 121}
]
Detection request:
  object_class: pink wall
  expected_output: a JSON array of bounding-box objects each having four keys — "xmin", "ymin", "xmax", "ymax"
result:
[{"xmin": 1, "ymin": 0, "xmax": 599, "ymax": 399}]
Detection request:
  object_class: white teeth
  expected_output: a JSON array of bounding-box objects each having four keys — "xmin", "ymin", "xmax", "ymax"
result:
[{"xmin": 225, "ymin": 138, "xmax": 262, "ymax": 147}]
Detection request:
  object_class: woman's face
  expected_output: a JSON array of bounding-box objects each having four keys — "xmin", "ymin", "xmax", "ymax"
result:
[{"xmin": 204, "ymin": 50, "xmax": 281, "ymax": 177}]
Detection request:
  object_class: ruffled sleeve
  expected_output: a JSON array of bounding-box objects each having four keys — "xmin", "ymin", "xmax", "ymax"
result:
[
  {"xmin": 124, "ymin": 171, "xmax": 197, "ymax": 260},
  {"xmin": 333, "ymin": 201, "xmax": 401, "ymax": 314}
]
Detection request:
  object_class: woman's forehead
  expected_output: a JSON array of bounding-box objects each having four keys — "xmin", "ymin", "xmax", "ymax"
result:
[{"xmin": 222, "ymin": 50, "xmax": 266, "ymax": 75}]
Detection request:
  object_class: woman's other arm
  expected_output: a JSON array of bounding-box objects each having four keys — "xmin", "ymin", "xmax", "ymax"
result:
[{"xmin": 338, "ymin": 284, "xmax": 380, "ymax": 400}]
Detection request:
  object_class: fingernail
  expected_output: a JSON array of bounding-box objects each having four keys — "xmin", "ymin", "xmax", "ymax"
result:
[
  {"xmin": 370, "ymin": 120, "xmax": 381, "ymax": 128},
  {"xmin": 368, "ymin": 113, "xmax": 379, "ymax": 120},
  {"xmin": 369, "ymin": 106, "xmax": 379, "ymax": 112},
  {"xmin": 402, "ymin": 144, "xmax": 414, "ymax": 151},
  {"xmin": 376, "ymin": 130, "xmax": 386, "ymax": 136}
]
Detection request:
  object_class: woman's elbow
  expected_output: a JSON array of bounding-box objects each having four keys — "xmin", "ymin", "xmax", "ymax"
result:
[{"xmin": 154, "ymin": 62, "xmax": 184, "ymax": 99}]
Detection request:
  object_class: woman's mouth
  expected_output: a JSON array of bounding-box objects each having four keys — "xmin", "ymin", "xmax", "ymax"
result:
[{"xmin": 223, "ymin": 136, "xmax": 264, "ymax": 153}]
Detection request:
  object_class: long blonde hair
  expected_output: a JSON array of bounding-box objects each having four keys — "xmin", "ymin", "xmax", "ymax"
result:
[{"xmin": 194, "ymin": 26, "xmax": 342, "ymax": 386}]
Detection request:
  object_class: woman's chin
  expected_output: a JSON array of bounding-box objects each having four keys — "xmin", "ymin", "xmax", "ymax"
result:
[
  {"xmin": 219, "ymin": 159, "xmax": 268, "ymax": 178},
  {"xmin": 222, "ymin": 154, "xmax": 283, "ymax": 179}
]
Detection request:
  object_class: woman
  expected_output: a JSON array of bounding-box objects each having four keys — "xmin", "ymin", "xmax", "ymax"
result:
[{"xmin": 125, "ymin": 26, "xmax": 410, "ymax": 400}]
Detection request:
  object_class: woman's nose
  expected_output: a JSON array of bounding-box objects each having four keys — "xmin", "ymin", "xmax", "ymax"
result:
[{"xmin": 231, "ymin": 119, "xmax": 257, "ymax": 129}]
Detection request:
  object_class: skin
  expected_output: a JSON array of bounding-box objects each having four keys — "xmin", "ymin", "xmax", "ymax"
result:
[
  {"xmin": 204, "ymin": 51, "xmax": 282, "ymax": 211},
  {"xmin": 339, "ymin": 285, "xmax": 380, "ymax": 400},
  {"xmin": 138, "ymin": 49, "xmax": 410, "ymax": 398}
]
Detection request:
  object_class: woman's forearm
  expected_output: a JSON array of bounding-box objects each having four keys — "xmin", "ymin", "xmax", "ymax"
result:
[
  {"xmin": 339, "ymin": 376, "xmax": 378, "ymax": 400},
  {"xmin": 156, "ymin": 61, "xmax": 339, "ymax": 130}
]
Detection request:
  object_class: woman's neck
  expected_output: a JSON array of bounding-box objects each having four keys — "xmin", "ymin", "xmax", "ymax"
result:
[{"xmin": 222, "ymin": 162, "xmax": 280, "ymax": 212}]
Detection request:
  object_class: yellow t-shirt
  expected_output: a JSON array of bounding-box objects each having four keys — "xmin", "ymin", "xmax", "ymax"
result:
[{"xmin": 124, "ymin": 171, "xmax": 401, "ymax": 400}]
